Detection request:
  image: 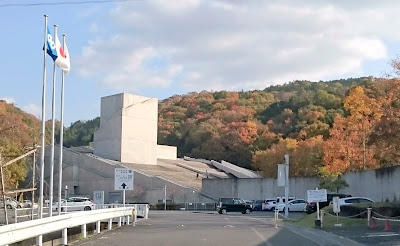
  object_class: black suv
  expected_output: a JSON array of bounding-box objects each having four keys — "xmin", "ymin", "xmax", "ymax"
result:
[
  {"xmin": 305, "ymin": 193, "xmax": 351, "ymax": 214},
  {"xmin": 217, "ymin": 197, "xmax": 252, "ymax": 214}
]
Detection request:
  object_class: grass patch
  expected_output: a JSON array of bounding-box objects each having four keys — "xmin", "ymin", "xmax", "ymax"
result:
[
  {"xmin": 289, "ymin": 212, "xmax": 366, "ymax": 228},
  {"xmin": 284, "ymin": 202, "xmax": 400, "ymax": 228}
]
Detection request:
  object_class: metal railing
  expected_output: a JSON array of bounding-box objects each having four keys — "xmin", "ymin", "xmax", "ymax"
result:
[{"xmin": 0, "ymin": 204, "xmax": 149, "ymax": 246}]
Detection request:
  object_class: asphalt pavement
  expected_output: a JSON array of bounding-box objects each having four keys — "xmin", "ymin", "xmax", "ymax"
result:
[{"xmin": 69, "ymin": 211, "xmax": 371, "ymax": 246}]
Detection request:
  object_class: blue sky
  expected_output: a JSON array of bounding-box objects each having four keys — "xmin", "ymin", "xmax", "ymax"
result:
[{"xmin": 1, "ymin": 0, "xmax": 399, "ymax": 126}]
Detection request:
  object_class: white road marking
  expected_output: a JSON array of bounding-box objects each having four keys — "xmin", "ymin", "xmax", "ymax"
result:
[
  {"xmin": 362, "ymin": 233, "xmax": 399, "ymax": 237},
  {"xmin": 250, "ymin": 227, "xmax": 274, "ymax": 246}
]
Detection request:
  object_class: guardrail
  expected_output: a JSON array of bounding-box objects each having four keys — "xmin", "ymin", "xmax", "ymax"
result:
[{"xmin": 0, "ymin": 205, "xmax": 148, "ymax": 246}]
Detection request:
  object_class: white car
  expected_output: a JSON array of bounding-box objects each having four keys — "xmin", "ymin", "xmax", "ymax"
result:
[
  {"xmin": 276, "ymin": 199, "xmax": 307, "ymax": 212},
  {"xmin": 262, "ymin": 200, "xmax": 277, "ymax": 211},
  {"xmin": 54, "ymin": 197, "xmax": 94, "ymax": 212},
  {"xmin": 338, "ymin": 197, "xmax": 374, "ymax": 206},
  {"xmin": 0, "ymin": 197, "xmax": 24, "ymax": 209}
]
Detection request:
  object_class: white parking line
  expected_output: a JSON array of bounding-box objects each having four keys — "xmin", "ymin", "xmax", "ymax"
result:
[{"xmin": 362, "ymin": 233, "xmax": 400, "ymax": 237}]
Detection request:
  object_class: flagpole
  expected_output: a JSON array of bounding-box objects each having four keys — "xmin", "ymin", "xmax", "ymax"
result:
[
  {"xmin": 48, "ymin": 24, "xmax": 58, "ymax": 217},
  {"xmin": 39, "ymin": 14, "xmax": 48, "ymax": 220},
  {"xmin": 58, "ymin": 34, "xmax": 66, "ymax": 215}
]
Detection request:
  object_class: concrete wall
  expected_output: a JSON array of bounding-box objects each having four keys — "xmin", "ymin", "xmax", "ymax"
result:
[
  {"xmin": 342, "ymin": 166, "xmax": 400, "ymax": 202},
  {"xmin": 93, "ymin": 93, "xmax": 158, "ymax": 165},
  {"xmin": 202, "ymin": 177, "xmax": 319, "ymax": 201},
  {"xmin": 156, "ymin": 145, "xmax": 177, "ymax": 160},
  {"xmin": 44, "ymin": 147, "xmax": 213, "ymax": 204},
  {"xmin": 121, "ymin": 95, "xmax": 158, "ymax": 164},
  {"xmin": 93, "ymin": 94, "xmax": 123, "ymax": 161}
]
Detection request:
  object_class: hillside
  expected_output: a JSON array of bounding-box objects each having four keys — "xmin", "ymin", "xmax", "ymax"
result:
[
  {"xmin": 0, "ymin": 101, "xmax": 43, "ymax": 189},
  {"xmin": 58, "ymin": 76, "xmax": 400, "ymax": 179},
  {"xmin": 4, "ymin": 75, "xmax": 400, "ymax": 190}
]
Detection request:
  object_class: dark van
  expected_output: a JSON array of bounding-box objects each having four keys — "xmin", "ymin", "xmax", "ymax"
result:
[{"xmin": 217, "ymin": 197, "xmax": 252, "ymax": 214}]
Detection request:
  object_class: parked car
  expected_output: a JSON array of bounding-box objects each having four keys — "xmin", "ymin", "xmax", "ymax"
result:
[
  {"xmin": 276, "ymin": 196, "xmax": 296, "ymax": 205},
  {"xmin": 306, "ymin": 193, "xmax": 352, "ymax": 214},
  {"xmin": 262, "ymin": 199, "xmax": 277, "ymax": 211},
  {"xmin": 252, "ymin": 200, "xmax": 264, "ymax": 211},
  {"xmin": 244, "ymin": 200, "xmax": 254, "ymax": 208},
  {"xmin": 276, "ymin": 199, "xmax": 307, "ymax": 212},
  {"xmin": 338, "ymin": 197, "xmax": 374, "ymax": 207},
  {"xmin": 0, "ymin": 197, "xmax": 23, "ymax": 209},
  {"xmin": 217, "ymin": 197, "xmax": 252, "ymax": 214},
  {"xmin": 23, "ymin": 200, "xmax": 39, "ymax": 209},
  {"xmin": 54, "ymin": 197, "xmax": 94, "ymax": 212}
]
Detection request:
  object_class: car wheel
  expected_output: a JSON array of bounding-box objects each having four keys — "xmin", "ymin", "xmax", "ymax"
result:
[
  {"xmin": 17, "ymin": 205, "xmax": 22, "ymax": 208},
  {"xmin": 6, "ymin": 204, "xmax": 12, "ymax": 209},
  {"xmin": 270, "ymin": 207, "xmax": 275, "ymax": 211},
  {"xmin": 221, "ymin": 208, "xmax": 227, "ymax": 214},
  {"xmin": 84, "ymin": 206, "xmax": 91, "ymax": 211},
  {"xmin": 245, "ymin": 208, "xmax": 251, "ymax": 214},
  {"xmin": 218, "ymin": 210, "xmax": 222, "ymax": 214}
]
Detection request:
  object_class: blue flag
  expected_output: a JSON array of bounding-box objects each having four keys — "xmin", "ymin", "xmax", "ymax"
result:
[{"xmin": 46, "ymin": 27, "xmax": 58, "ymax": 61}]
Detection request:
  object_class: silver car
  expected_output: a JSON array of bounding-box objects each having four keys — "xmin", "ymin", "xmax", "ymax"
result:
[
  {"xmin": 0, "ymin": 197, "xmax": 23, "ymax": 209},
  {"xmin": 54, "ymin": 197, "xmax": 94, "ymax": 212}
]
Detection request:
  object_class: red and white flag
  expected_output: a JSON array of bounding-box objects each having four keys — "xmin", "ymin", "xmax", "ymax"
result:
[{"xmin": 54, "ymin": 34, "xmax": 70, "ymax": 74}]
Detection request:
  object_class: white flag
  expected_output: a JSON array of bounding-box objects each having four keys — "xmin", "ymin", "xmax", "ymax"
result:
[{"xmin": 54, "ymin": 35, "xmax": 70, "ymax": 74}]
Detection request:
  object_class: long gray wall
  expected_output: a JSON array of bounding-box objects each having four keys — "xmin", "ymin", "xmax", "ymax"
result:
[
  {"xmin": 202, "ymin": 177, "xmax": 319, "ymax": 201},
  {"xmin": 341, "ymin": 166, "xmax": 400, "ymax": 202},
  {"xmin": 202, "ymin": 166, "xmax": 400, "ymax": 202}
]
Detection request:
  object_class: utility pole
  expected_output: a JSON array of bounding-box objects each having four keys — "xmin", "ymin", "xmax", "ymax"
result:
[
  {"xmin": 164, "ymin": 185, "xmax": 167, "ymax": 211},
  {"xmin": 0, "ymin": 153, "xmax": 8, "ymax": 225},
  {"xmin": 284, "ymin": 154, "xmax": 289, "ymax": 218}
]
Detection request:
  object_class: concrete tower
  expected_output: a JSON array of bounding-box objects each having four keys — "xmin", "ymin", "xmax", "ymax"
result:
[{"xmin": 93, "ymin": 93, "xmax": 158, "ymax": 165}]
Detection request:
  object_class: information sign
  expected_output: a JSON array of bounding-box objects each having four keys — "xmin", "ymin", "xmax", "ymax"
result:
[{"xmin": 114, "ymin": 168, "xmax": 134, "ymax": 190}]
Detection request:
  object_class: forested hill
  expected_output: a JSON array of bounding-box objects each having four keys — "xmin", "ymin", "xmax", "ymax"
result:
[
  {"xmin": 0, "ymin": 100, "xmax": 48, "ymax": 189},
  {"xmin": 157, "ymin": 77, "xmax": 374, "ymax": 174},
  {"xmin": 61, "ymin": 76, "xmax": 400, "ymax": 178}
]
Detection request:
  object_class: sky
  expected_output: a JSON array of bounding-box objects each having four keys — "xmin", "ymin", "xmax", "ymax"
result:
[{"xmin": 1, "ymin": 0, "xmax": 400, "ymax": 126}]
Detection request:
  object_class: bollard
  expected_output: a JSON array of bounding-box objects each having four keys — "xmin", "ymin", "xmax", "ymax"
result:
[
  {"xmin": 320, "ymin": 210, "xmax": 324, "ymax": 228},
  {"xmin": 145, "ymin": 204, "xmax": 149, "ymax": 219},
  {"xmin": 14, "ymin": 208, "xmax": 17, "ymax": 223},
  {"xmin": 274, "ymin": 209, "xmax": 278, "ymax": 228},
  {"xmin": 367, "ymin": 208, "xmax": 372, "ymax": 227},
  {"xmin": 132, "ymin": 207, "xmax": 137, "ymax": 226}
]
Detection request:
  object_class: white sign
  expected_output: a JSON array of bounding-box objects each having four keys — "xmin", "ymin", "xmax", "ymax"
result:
[
  {"xmin": 277, "ymin": 164, "xmax": 286, "ymax": 187},
  {"xmin": 332, "ymin": 196, "xmax": 341, "ymax": 213},
  {"xmin": 114, "ymin": 168, "xmax": 134, "ymax": 190},
  {"xmin": 307, "ymin": 189, "xmax": 327, "ymax": 203},
  {"xmin": 93, "ymin": 191, "xmax": 104, "ymax": 205}
]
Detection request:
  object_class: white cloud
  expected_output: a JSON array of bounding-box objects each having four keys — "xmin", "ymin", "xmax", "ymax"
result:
[
  {"xmin": 0, "ymin": 97, "xmax": 15, "ymax": 104},
  {"xmin": 76, "ymin": 1, "xmax": 397, "ymax": 95},
  {"xmin": 22, "ymin": 103, "xmax": 41, "ymax": 119}
]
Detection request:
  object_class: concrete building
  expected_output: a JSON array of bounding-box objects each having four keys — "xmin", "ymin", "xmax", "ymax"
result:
[
  {"xmin": 93, "ymin": 93, "xmax": 160, "ymax": 165},
  {"xmin": 41, "ymin": 93, "xmax": 264, "ymax": 205}
]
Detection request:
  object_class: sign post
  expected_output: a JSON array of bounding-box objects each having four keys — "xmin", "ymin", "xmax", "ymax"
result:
[
  {"xmin": 277, "ymin": 154, "xmax": 290, "ymax": 218},
  {"xmin": 332, "ymin": 196, "xmax": 341, "ymax": 226},
  {"xmin": 115, "ymin": 168, "xmax": 134, "ymax": 207},
  {"xmin": 307, "ymin": 189, "xmax": 327, "ymax": 220}
]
